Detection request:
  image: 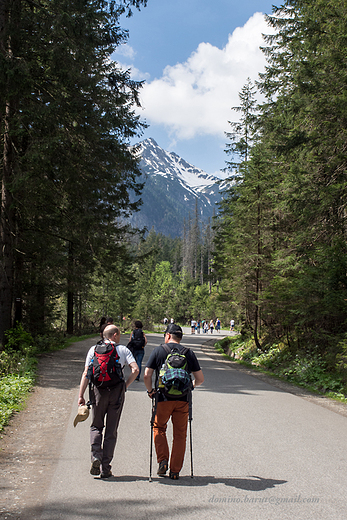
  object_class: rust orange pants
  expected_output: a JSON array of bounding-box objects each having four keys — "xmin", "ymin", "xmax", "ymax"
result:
[{"xmin": 153, "ymin": 400, "xmax": 189, "ymax": 474}]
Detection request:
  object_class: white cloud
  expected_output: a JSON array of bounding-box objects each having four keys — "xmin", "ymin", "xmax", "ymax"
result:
[
  {"xmin": 114, "ymin": 43, "xmax": 136, "ymax": 59},
  {"xmin": 112, "ymin": 60, "xmax": 150, "ymax": 82},
  {"xmin": 125, "ymin": 66, "xmax": 150, "ymax": 82},
  {"xmin": 138, "ymin": 12, "xmax": 272, "ymax": 140}
]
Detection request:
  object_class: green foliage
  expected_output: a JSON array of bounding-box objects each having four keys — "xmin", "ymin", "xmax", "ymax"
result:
[
  {"xmin": 126, "ymin": 228, "xmax": 231, "ymax": 327},
  {"xmin": 166, "ymin": 270, "xmax": 196, "ymax": 324},
  {"xmin": 214, "ymin": 336, "xmax": 232, "ymax": 353},
  {"xmin": 0, "ymin": 374, "xmax": 35, "ymax": 431},
  {"xmin": 0, "ymin": 349, "xmax": 36, "ymax": 378},
  {"xmin": 34, "ymin": 333, "xmax": 66, "ymax": 353},
  {"xmin": 336, "ymin": 334, "xmax": 347, "ymax": 382},
  {"xmin": 215, "ymin": 335, "xmax": 346, "ymax": 399},
  {"xmin": 277, "ymin": 356, "xmax": 344, "ymax": 396},
  {"xmin": 0, "ymin": 325, "xmax": 37, "ymax": 431},
  {"xmin": 132, "ymin": 260, "xmax": 174, "ymax": 327},
  {"xmin": 0, "ymin": 0, "xmax": 147, "ymax": 341},
  {"xmin": 214, "ymin": 0, "xmax": 347, "ymax": 359},
  {"xmin": 0, "ymin": 325, "xmax": 38, "ymax": 379},
  {"xmin": 0, "ymin": 325, "xmax": 97, "ymax": 431},
  {"xmin": 224, "ymin": 77, "xmax": 258, "ymax": 171},
  {"xmin": 5, "ymin": 324, "xmax": 36, "ymax": 356},
  {"xmin": 189, "ymin": 284, "xmax": 211, "ymax": 319}
]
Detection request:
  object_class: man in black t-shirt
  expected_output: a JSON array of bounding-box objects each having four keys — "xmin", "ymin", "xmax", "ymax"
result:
[{"xmin": 144, "ymin": 324, "xmax": 204, "ymax": 480}]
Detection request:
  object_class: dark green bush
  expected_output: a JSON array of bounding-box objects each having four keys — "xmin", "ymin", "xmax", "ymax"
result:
[{"xmin": 5, "ymin": 324, "xmax": 36, "ymax": 356}]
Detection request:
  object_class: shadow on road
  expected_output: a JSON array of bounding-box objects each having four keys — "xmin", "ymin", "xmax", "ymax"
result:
[
  {"xmin": 98, "ymin": 474, "xmax": 287, "ymax": 490},
  {"xmin": 33, "ymin": 333, "xmax": 284, "ymax": 398},
  {"xmin": 22, "ymin": 498, "xmax": 207, "ymax": 520},
  {"xmin": 4, "ymin": 475, "xmax": 288, "ymax": 519},
  {"xmin": 157, "ymin": 475, "xmax": 288, "ymax": 489}
]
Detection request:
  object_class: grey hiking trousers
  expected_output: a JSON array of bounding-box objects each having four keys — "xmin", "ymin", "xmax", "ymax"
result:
[{"xmin": 90, "ymin": 382, "xmax": 125, "ymax": 474}]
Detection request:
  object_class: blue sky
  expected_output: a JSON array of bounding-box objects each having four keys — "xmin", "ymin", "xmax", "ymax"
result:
[{"xmin": 114, "ymin": 0, "xmax": 276, "ymax": 176}]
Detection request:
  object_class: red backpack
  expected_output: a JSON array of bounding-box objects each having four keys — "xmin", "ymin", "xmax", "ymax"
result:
[{"xmin": 90, "ymin": 340, "xmax": 124, "ymax": 389}]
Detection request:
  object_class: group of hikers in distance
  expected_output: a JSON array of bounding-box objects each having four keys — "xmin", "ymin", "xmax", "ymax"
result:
[
  {"xmin": 163, "ymin": 316, "xmax": 235, "ymax": 334},
  {"xmin": 190, "ymin": 318, "xmax": 221, "ymax": 334},
  {"xmin": 76, "ymin": 319, "xmax": 204, "ymax": 481}
]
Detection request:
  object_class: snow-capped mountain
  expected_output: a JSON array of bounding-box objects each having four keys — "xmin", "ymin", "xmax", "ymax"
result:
[
  {"xmin": 138, "ymin": 138, "xmax": 220, "ymax": 192},
  {"xmin": 129, "ymin": 138, "xmax": 225, "ymax": 237}
]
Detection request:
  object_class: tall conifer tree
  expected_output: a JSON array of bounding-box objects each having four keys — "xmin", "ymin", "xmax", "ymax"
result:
[{"xmin": 0, "ymin": 0, "xmax": 147, "ymax": 343}]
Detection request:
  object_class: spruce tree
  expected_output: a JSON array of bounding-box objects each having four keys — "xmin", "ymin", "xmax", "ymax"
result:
[
  {"xmin": 215, "ymin": 0, "xmax": 347, "ymax": 350},
  {"xmin": 0, "ymin": 0, "xmax": 147, "ymax": 343}
]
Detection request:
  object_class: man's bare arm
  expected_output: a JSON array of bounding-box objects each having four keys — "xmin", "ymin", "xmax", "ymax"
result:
[
  {"xmin": 126, "ymin": 361, "xmax": 139, "ymax": 389},
  {"xmin": 78, "ymin": 366, "xmax": 89, "ymax": 406},
  {"xmin": 192, "ymin": 369, "xmax": 204, "ymax": 388}
]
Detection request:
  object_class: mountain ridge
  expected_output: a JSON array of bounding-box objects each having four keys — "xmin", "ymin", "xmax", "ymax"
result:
[{"xmin": 129, "ymin": 138, "xmax": 224, "ymax": 237}]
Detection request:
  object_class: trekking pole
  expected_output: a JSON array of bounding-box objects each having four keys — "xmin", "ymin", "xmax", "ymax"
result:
[
  {"xmin": 189, "ymin": 390, "xmax": 194, "ymax": 478},
  {"xmin": 149, "ymin": 414, "xmax": 153, "ymax": 482},
  {"xmin": 149, "ymin": 393, "xmax": 157, "ymax": 482}
]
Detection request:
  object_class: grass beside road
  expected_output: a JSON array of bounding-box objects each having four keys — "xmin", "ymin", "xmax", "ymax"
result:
[
  {"xmin": 0, "ymin": 326, "xmax": 97, "ymax": 433},
  {"xmin": 214, "ymin": 334, "xmax": 347, "ymax": 403}
]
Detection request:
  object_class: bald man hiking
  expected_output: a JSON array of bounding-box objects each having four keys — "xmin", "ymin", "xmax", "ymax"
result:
[{"xmin": 78, "ymin": 325, "xmax": 139, "ymax": 478}]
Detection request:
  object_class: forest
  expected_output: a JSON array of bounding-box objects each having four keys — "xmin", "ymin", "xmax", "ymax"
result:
[{"xmin": 1, "ymin": 0, "xmax": 347, "ymax": 392}]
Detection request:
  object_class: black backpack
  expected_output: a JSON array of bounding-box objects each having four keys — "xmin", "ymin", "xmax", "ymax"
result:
[
  {"xmin": 127, "ymin": 329, "xmax": 145, "ymax": 353},
  {"xmin": 158, "ymin": 344, "xmax": 192, "ymax": 399},
  {"xmin": 89, "ymin": 340, "xmax": 124, "ymax": 389}
]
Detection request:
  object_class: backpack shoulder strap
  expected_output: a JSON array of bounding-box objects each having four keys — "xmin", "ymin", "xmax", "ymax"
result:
[
  {"xmin": 162, "ymin": 344, "xmax": 171, "ymax": 355},
  {"xmin": 94, "ymin": 339, "xmax": 103, "ymax": 351},
  {"xmin": 112, "ymin": 343, "xmax": 120, "ymax": 359}
]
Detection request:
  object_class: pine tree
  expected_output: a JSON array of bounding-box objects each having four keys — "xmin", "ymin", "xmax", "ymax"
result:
[
  {"xmin": 223, "ymin": 77, "xmax": 258, "ymax": 176},
  {"xmin": 216, "ymin": 79, "xmax": 271, "ymax": 344},
  {"xmin": 0, "ymin": 0, "xmax": 147, "ymax": 343},
  {"xmin": 258, "ymin": 0, "xmax": 347, "ymax": 344}
]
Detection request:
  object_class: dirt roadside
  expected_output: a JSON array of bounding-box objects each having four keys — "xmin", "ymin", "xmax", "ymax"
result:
[{"xmin": 0, "ymin": 337, "xmax": 97, "ymax": 520}]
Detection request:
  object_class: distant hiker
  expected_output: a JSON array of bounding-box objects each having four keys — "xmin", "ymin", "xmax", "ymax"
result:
[
  {"xmin": 78, "ymin": 325, "xmax": 139, "ymax": 478},
  {"xmin": 128, "ymin": 320, "xmax": 147, "ymax": 381},
  {"xmin": 144, "ymin": 323, "xmax": 204, "ymax": 480},
  {"xmin": 196, "ymin": 320, "xmax": 201, "ymax": 334},
  {"xmin": 230, "ymin": 319, "xmax": 235, "ymax": 331},
  {"xmin": 203, "ymin": 320, "xmax": 209, "ymax": 334},
  {"xmin": 190, "ymin": 319, "xmax": 196, "ymax": 334},
  {"xmin": 99, "ymin": 317, "xmax": 106, "ymax": 336},
  {"xmin": 201, "ymin": 319, "xmax": 205, "ymax": 333},
  {"xmin": 215, "ymin": 318, "xmax": 221, "ymax": 333},
  {"xmin": 209, "ymin": 319, "xmax": 214, "ymax": 334},
  {"xmin": 163, "ymin": 317, "xmax": 168, "ymax": 325},
  {"xmin": 100, "ymin": 317, "xmax": 113, "ymax": 338},
  {"xmin": 170, "ymin": 318, "xmax": 174, "ymax": 324}
]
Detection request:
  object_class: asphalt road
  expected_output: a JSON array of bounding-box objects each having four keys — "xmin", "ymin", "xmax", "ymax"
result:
[{"xmin": 1, "ymin": 329, "xmax": 347, "ymax": 519}]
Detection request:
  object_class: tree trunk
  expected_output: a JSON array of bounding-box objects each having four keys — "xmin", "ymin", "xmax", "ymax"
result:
[
  {"xmin": 0, "ymin": 100, "xmax": 15, "ymax": 346},
  {"xmin": 0, "ymin": 0, "xmax": 21, "ymax": 346},
  {"xmin": 253, "ymin": 190, "xmax": 262, "ymax": 350},
  {"xmin": 66, "ymin": 241, "xmax": 74, "ymax": 334}
]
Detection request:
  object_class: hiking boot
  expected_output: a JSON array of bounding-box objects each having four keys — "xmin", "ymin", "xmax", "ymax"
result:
[
  {"xmin": 157, "ymin": 459, "xmax": 168, "ymax": 476},
  {"xmin": 90, "ymin": 458, "xmax": 101, "ymax": 476},
  {"xmin": 100, "ymin": 470, "xmax": 113, "ymax": 479},
  {"xmin": 169, "ymin": 471, "xmax": 179, "ymax": 480}
]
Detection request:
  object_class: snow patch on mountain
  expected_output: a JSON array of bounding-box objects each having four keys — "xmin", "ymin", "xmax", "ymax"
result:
[
  {"xmin": 136, "ymin": 138, "xmax": 220, "ymax": 194},
  {"xmin": 129, "ymin": 138, "xmax": 226, "ymax": 237}
]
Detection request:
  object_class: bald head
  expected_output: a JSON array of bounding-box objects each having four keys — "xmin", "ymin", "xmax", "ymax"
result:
[{"xmin": 104, "ymin": 325, "xmax": 120, "ymax": 340}]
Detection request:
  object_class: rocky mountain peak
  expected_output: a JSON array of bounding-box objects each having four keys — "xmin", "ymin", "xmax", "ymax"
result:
[{"xmin": 130, "ymin": 139, "xmax": 224, "ymax": 237}]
